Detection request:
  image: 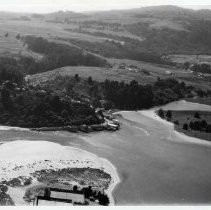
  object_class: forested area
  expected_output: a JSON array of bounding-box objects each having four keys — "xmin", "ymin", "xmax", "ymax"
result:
[
  {"xmin": 64, "ymin": 38, "xmax": 173, "ymax": 65},
  {"xmin": 36, "ymin": 74, "xmax": 207, "ymax": 110},
  {"xmin": 0, "ymin": 80, "xmax": 102, "ymax": 128},
  {"xmin": 1, "ymin": 58, "xmax": 207, "ymax": 128},
  {"xmin": 157, "ymin": 109, "xmax": 211, "ymax": 141},
  {"xmin": 0, "ymin": 62, "xmax": 103, "ymax": 128},
  {"xmin": 125, "ymin": 19, "xmax": 211, "ymax": 54},
  {"xmin": 0, "ymin": 32, "xmax": 209, "ymax": 128},
  {"xmin": 19, "ymin": 36, "xmax": 109, "ymax": 74},
  {"xmin": 0, "ymin": 57, "xmax": 24, "ymax": 84},
  {"xmin": 190, "ymin": 63, "xmax": 211, "ymax": 74}
]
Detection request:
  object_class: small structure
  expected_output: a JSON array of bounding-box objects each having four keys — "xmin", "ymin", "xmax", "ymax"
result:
[
  {"xmin": 165, "ymin": 70, "xmax": 172, "ymax": 75},
  {"xmin": 34, "ymin": 187, "xmax": 85, "ymax": 206}
]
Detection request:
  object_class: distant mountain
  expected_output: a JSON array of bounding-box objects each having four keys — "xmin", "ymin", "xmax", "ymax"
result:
[
  {"xmin": 44, "ymin": 10, "xmax": 86, "ymax": 22},
  {"xmin": 1, "ymin": 5, "xmax": 211, "ymax": 56},
  {"xmin": 81, "ymin": 6, "xmax": 211, "ymax": 54},
  {"xmin": 89, "ymin": 5, "xmax": 211, "ymax": 19}
]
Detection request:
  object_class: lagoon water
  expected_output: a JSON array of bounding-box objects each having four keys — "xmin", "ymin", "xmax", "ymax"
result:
[{"xmin": 1, "ymin": 100, "xmax": 211, "ymax": 205}]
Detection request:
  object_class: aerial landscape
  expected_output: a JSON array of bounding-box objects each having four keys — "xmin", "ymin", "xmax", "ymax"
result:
[{"xmin": 0, "ymin": 0, "xmax": 211, "ymax": 207}]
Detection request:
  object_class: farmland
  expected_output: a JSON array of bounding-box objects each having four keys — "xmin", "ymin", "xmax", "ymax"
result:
[{"xmin": 0, "ymin": 8, "xmax": 211, "ymax": 91}]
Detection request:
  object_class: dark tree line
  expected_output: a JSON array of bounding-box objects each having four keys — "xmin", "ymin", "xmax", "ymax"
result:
[
  {"xmin": 20, "ymin": 36, "xmax": 110, "ymax": 74},
  {"xmin": 191, "ymin": 63, "xmax": 211, "ymax": 74},
  {"xmin": 102, "ymin": 79, "xmax": 154, "ymax": 109},
  {"xmin": 102, "ymin": 78, "xmax": 199, "ymax": 110},
  {"xmin": 125, "ymin": 19, "xmax": 211, "ymax": 55},
  {"xmin": 82, "ymin": 186, "xmax": 109, "ymax": 206},
  {"xmin": 0, "ymin": 60, "xmax": 209, "ymax": 129},
  {"xmin": 0, "ymin": 79, "xmax": 102, "ymax": 128},
  {"xmin": 0, "ymin": 57, "xmax": 24, "ymax": 84},
  {"xmin": 183, "ymin": 120, "xmax": 211, "ymax": 133},
  {"xmin": 66, "ymin": 38, "xmax": 174, "ymax": 65}
]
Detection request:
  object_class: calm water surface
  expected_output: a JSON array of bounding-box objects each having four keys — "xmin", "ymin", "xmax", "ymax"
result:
[{"xmin": 1, "ymin": 101, "xmax": 211, "ymax": 205}]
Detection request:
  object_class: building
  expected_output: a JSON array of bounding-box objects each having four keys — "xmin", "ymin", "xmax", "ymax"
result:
[{"xmin": 34, "ymin": 187, "xmax": 85, "ymax": 206}]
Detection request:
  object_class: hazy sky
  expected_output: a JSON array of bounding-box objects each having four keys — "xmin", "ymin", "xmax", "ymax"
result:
[{"xmin": 0, "ymin": 0, "xmax": 211, "ymax": 13}]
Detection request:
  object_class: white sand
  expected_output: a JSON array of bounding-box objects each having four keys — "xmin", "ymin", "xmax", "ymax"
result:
[
  {"xmin": 140, "ymin": 109, "xmax": 174, "ymax": 127},
  {"xmin": 0, "ymin": 126, "xmax": 29, "ymax": 131},
  {"xmin": 0, "ymin": 140, "xmax": 120, "ymax": 205}
]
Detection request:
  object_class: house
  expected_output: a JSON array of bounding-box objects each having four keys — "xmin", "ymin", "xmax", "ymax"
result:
[{"xmin": 34, "ymin": 187, "xmax": 85, "ymax": 206}]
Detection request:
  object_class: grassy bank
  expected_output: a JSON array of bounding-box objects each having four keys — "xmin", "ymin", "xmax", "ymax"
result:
[{"xmin": 161, "ymin": 110, "xmax": 211, "ymax": 141}]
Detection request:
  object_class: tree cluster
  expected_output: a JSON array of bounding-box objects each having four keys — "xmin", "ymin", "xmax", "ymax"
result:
[
  {"xmin": 125, "ymin": 19, "xmax": 211, "ymax": 55},
  {"xmin": 67, "ymin": 38, "xmax": 174, "ymax": 65},
  {"xmin": 20, "ymin": 36, "xmax": 110, "ymax": 74},
  {"xmin": 82, "ymin": 186, "xmax": 109, "ymax": 206},
  {"xmin": 181, "ymin": 112, "xmax": 211, "ymax": 134},
  {"xmin": 0, "ymin": 57, "xmax": 24, "ymax": 84},
  {"xmin": 0, "ymin": 80, "xmax": 101, "ymax": 128},
  {"xmin": 191, "ymin": 63, "xmax": 211, "ymax": 74}
]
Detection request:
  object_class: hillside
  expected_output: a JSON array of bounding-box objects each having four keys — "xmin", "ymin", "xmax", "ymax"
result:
[
  {"xmin": 30, "ymin": 6, "xmax": 211, "ymax": 62},
  {"xmin": 0, "ymin": 6, "xmax": 211, "ymax": 91},
  {"xmin": 1, "ymin": 6, "xmax": 211, "ymax": 59}
]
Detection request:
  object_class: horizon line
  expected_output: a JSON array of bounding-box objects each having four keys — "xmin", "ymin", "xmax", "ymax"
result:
[{"xmin": 0, "ymin": 4, "xmax": 211, "ymax": 14}]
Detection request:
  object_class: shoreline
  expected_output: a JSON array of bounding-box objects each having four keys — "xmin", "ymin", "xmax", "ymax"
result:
[
  {"xmin": 0, "ymin": 140, "xmax": 120, "ymax": 206},
  {"xmin": 140, "ymin": 109, "xmax": 211, "ymax": 147},
  {"xmin": 0, "ymin": 126, "xmax": 29, "ymax": 131},
  {"xmin": 0, "ymin": 120, "xmax": 120, "ymax": 133}
]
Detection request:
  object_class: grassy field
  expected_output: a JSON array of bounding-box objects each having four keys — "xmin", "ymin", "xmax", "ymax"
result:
[
  {"xmin": 27, "ymin": 60, "xmax": 211, "ymax": 91},
  {"xmin": 166, "ymin": 110, "xmax": 211, "ymax": 141},
  {"xmin": 0, "ymin": 19, "xmax": 106, "ymax": 44},
  {"xmin": 0, "ymin": 27, "xmax": 43, "ymax": 59},
  {"xmin": 109, "ymin": 58, "xmax": 211, "ymax": 90},
  {"xmin": 185, "ymin": 97, "xmax": 211, "ymax": 106},
  {"xmin": 167, "ymin": 54, "xmax": 211, "ymax": 65},
  {"xmin": 27, "ymin": 58, "xmax": 194, "ymax": 86},
  {"xmin": 27, "ymin": 66, "xmax": 156, "ymax": 85},
  {"xmin": 0, "ymin": 18, "xmax": 210, "ymax": 91}
]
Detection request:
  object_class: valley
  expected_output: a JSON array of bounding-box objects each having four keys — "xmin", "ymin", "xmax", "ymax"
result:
[{"xmin": 0, "ymin": 5, "xmax": 211, "ymax": 206}]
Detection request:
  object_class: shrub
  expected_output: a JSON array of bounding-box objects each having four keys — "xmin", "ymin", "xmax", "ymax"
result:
[
  {"xmin": 201, "ymin": 120, "xmax": 208, "ymax": 128},
  {"xmin": 166, "ymin": 110, "xmax": 172, "ymax": 120},
  {"xmin": 206, "ymin": 124, "xmax": 211, "ymax": 133},
  {"xmin": 189, "ymin": 121, "xmax": 194, "ymax": 130},
  {"xmin": 174, "ymin": 120, "xmax": 179, "ymax": 125},
  {"xmin": 194, "ymin": 112, "xmax": 200, "ymax": 119},
  {"xmin": 183, "ymin": 123, "xmax": 188, "ymax": 130},
  {"xmin": 193, "ymin": 121, "xmax": 201, "ymax": 131},
  {"xmin": 157, "ymin": 109, "xmax": 165, "ymax": 119}
]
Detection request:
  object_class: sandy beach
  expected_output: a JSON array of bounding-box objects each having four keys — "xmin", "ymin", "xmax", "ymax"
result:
[
  {"xmin": 0, "ymin": 140, "xmax": 120, "ymax": 205},
  {"xmin": 0, "ymin": 126, "xmax": 29, "ymax": 131},
  {"xmin": 1, "ymin": 100, "xmax": 211, "ymax": 205}
]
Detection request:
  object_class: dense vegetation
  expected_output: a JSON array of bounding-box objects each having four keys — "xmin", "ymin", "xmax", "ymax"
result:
[
  {"xmin": 102, "ymin": 78, "xmax": 208, "ymax": 109},
  {"xmin": 19, "ymin": 36, "xmax": 110, "ymax": 74},
  {"xmin": 62, "ymin": 38, "xmax": 174, "ymax": 65},
  {"xmin": 125, "ymin": 19, "xmax": 211, "ymax": 54},
  {"xmin": 0, "ymin": 52, "xmax": 209, "ymax": 128},
  {"xmin": 55, "ymin": 7, "xmax": 211, "ymax": 59},
  {"xmin": 190, "ymin": 63, "xmax": 211, "ymax": 74},
  {"xmin": 0, "ymin": 77, "xmax": 103, "ymax": 128},
  {"xmin": 0, "ymin": 57, "xmax": 24, "ymax": 84},
  {"xmin": 0, "ymin": 184, "xmax": 14, "ymax": 205},
  {"xmin": 33, "ymin": 73, "xmax": 207, "ymax": 110},
  {"xmin": 157, "ymin": 109, "xmax": 211, "ymax": 141}
]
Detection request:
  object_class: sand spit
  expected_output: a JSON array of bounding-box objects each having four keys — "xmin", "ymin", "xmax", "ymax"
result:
[
  {"xmin": 140, "ymin": 107, "xmax": 211, "ymax": 147},
  {"xmin": 0, "ymin": 126, "xmax": 29, "ymax": 131},
  {"xmin": 160, "ymin": 100, "xmax": 211, "ymax": 111},
  {"xmin": 0, "ymin": 140, "xmax": 120, "ymax": 205}
]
